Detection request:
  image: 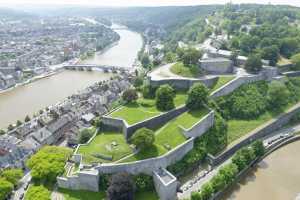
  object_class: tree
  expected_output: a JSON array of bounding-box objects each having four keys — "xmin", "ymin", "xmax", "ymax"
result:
[
  {"xmin": 79, "ymin": 129, "xmax": 94, "ymax": 144},
  {"xmin": 186, "ymin": 83, "xmax": 209, "ymax": 110},
  {"xmin": 16, "ymin": 120, "xmax": 22, "ymax": 127},
  {"xmin": 155, "ymin": 84, "xmax": 175, "ymax": 111},
  {"xmin": 141, "ymin": 54, "xmax": 151, "ymax": 68},
  {"xmin": 130, "ymin": 128, "xmax": 155, "ymax": 150},
  {"xmin": 25, "ymin": 185, "xmax": 50, "ymax": 200},
  {"xmin": 230, "ymin": 50, "xmax": 239, "ymax": 66},
  {"xmin": 26, "ymin": 146, "xmax": 72, "ymax": 183},
  {"xmin": 122, "ymin": 89, "xmax": 138, "ymax": 103},
  {"xmin": 267, "ymin": 80, "xmax": 290, "ymax": 109},
  {"xmin": 252, "ymin": 140, "xmax": 265, "ymax": 157},
  {"xmin": 25, "ymin": 115, "xmax": 31, "ymax": 122},
  {"xmin": 280, "ymin": 37, "xmax": 299, "ymax": 58},
  {"xmin": 133, "ymin": 77, "xmax": 143, "ymax": 88},
  {"xmin": 1, "ymin": 169, "xmax": 23, "ymax": 187},
  {"xmin": 0, "ymin": 129, "xmax": 5, "ymax": 135},
  {"xmin": 181, "ymin": 48, "xmax": 202, "ymax": 66},
  {"xmin": 291, "ymin": 53, "xmax": 300, "ymax": 70},
  {"xmin": 107, "ymin": 173, "xmax": 135, "ymax": 200},
  {"xmin": 0, "ymin": 178, "xmax": 13, "ymax": 200},
  {"xmin": 261, "ymin": 45, "xmax": 279, "ymax": 66},
  {"xmin": 199, "ymin": 183, "xmax": 213, "ymax": 200},
  {"xmin": 7, "ymin": 124, "xmax": 14, "ymax": 131},
  {"xmin": 245, "ymin": 54, "xmax": 263, "ymax": 73}
]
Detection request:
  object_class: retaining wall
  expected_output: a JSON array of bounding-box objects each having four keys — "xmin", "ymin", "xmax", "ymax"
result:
[
  {"xmin": 102, "ymin": 106, "xmax": 188, "ymax": 139},
  {"xmin": 149, "ymin": 76, "xmax": 218, "ymax": 90},
  {"xmin": 57, "ymin": 170, "xmax": 99, "ymax": 192},
  {"xmin": 95, "ymin": 137, "xmax": 195, "ymax": 175},
  {"xmin": 210, "ymin": 74, "xmax": 264, "ymax": 98},
  {"xmin": 208, "ymin": 103, "xmax": 300, "ymax": 166},
  {"xmin": 180, "ymin": 111, "xmax": 215, "ymax": 138}
]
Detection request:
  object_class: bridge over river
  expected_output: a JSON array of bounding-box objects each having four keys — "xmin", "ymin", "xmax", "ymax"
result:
[{"xmin": 64, "ymin": 64, "xmax": 131, "ymax": 73}]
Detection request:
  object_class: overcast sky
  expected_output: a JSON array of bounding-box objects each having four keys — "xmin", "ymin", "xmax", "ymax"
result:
[{"xmin": 1, "ymin": 0, "xmax": 300, "ymax": 7}]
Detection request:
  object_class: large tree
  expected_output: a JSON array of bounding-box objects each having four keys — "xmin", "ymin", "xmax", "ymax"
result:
[
  {"xmin": 181, "ymin": 48, "xmax": 202, "ymax": 66},
  {"xmin": 0, "ymin": 178, "xmax": 13, "ymax": 200},
  {"xmin": 155, "ymin": 84, "xmax": 175, "ymax": 111},
  {"xmin": 291, "ymin": 53, "xmax": 300, "ymax": 70},
  {"xmin": 130, "ymin": 128, "xmax": 155, "ymax": 150},
  {"xmin": 245, "ymin": 54, "xmax": 263, "ymax": 73},
  {"xmin": 186, "ymin": 83, "xmax": 209, "ymax": 110},
  {"xmin": 0, "ymin": 169, "xmax": 23, "ymax": 187},
  {"xmin": 107, "ymin": 173, "xmax": 135, "ymax": 200},
  {"xmin": 26, "ymin": 146, "xmax": 72, "ymax": 183},
  {"xmin": 261, "ymin": 45, "xmax": 279, "ymax": 66},
  {"xmin": 267, "ymin": 80, "xmax": 290, "ymax": 109},
  {"xmin": 25, "ymin": 185, "xmax": 50, "ymax": 200},
  {"xmin": 122, "ymin": 89, "xmax": 138, "ymax": 103}
]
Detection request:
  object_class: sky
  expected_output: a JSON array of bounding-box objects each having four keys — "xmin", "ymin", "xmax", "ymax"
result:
[{"xmin": 1, "ymin": 0, "xmax": 300, "ymax": 7}]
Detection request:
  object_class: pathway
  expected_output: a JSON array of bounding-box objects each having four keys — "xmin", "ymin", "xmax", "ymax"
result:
[{"xmin": 177, "ymin": 122, "xmax": 300, "ymax": 199}]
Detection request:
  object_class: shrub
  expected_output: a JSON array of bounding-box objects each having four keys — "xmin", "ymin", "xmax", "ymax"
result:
[
  {"xmin": 291, "ymin": 53, "xmax": 300, "ymax": 70},
  {"xmin": 155, "ymin": 84, "xmax": 175, "ymax": 111},
  {"xmin": 245, "ymin": 54, "xmax": 262, "ymax": 73},
  {"xmin": 0, "ymin": 129, "xmax": 5, "ymax": 135},
  {"xmin": 142, "ymin": 84, "xmax": 157, "ymax": 99},
  {"xmin": 267, "ymin": 80, "xmax": 290, "ymax": 109},
  {"xmin": 186, "ymin": 83, "xmax": 209, "ymax": 110},
  {"xmin": 25, "ymin": 185, "xmax": 50, "ymax": 200},
  {"xmin": 130, "ymin": 128, "xmax": 155, "ymax": 150},
  {"xmin": 79, "ymin": 128, "xmax": 94, "ymax": 144},
  {"xmin": 122, "ymin": 89, "xmax": 138, "ymax": 103},
  {"xmin": 25, "ymin": 115, "xmax": 31, "ymax": 122},
  {"xmin": 26, "ymin": 146, "xmax": 72, "ymax": 184},
  {"xmin": 134, "ymin": 174, "xmax": 154, "ymax": 191},
  {"xmin": 107, "ymin": 173, "xmax": 135, "ymax": 200},
  {"xmin": 251, "ymin": 140, "xmax": 265, "ymax": 157}
]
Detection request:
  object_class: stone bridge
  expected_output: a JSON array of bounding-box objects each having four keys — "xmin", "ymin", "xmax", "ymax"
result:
[{"xmin": 63, "ymin": 64, "xmax": 129, "ymax": 73}]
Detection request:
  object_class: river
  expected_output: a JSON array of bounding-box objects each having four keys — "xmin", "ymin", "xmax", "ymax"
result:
[
  {"xmin": 0, "ymin": 26, "xmax": 143, "ymax": 129},
  {"xmin": 222, "ymin": 141, "xmax": 300, "ymax": 200}
]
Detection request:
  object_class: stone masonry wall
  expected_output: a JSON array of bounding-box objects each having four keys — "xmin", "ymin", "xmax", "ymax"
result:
[
  {"xmin": 96, "ymin": 137, "xmax": 195, "ymax": 175},
  {"xmin": 149, "ymin": 76, "xmax": 218, "ymax": 90},
  {"xmin": 208, "ymin": 103, "xmax": 300, "ymax": 166},
  {"xmin": 180, "ymin": 111, "xmax": 215, "ymax": 138}
]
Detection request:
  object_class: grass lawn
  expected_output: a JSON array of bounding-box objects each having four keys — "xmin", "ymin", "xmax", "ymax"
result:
[
  {"xmin": 227, "ymin": 112, "xmax": 274, "ymax": 144},
  {"xmin": 109, "ymin": 93, "xmax": 187, "ymax": 125},
  {"xmin": 121, "ymin": 109, "xmax": 208, "ymax": 163},
  {"xmin": 78, "ymin": 131, "xmax": 133, "ymax": 164},
  {"xmin": 277, "ymin": 55, "xmax": 292, "ymax": 66},
  {"xmin": 170, "ymin": 62, "xmax": 198, "ymax": 78},
  {"xmin": 59, "ymin": 188, "xmax": 106, "ymax": 200},
  {"xmin": 59, "ymin": 188, "xmax": 158, "ymax": 200},
  {"xmin": 210, "ymin": 76, "xmax": 235, "ymax": 93}
]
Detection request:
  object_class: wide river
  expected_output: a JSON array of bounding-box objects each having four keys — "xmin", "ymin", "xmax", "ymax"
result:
[
  {"xmin": 222, "ymin": 141, "xmax": 300, "ymax": 200},
  {"xmin": 0, "ymin": 27, "xmax": 143, "ymax": 129}
]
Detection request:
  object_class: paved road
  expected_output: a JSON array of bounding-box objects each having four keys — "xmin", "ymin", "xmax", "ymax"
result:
[
  {"xmin": 177, "ymin": 123, "xmax": 300, "ymax": 199},
  {"xmin": 12, "ymin": 172, "xmax": 31, "ymax": 200}
]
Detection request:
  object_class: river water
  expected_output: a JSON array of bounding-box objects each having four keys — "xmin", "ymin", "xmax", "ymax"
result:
[
  {"xmin": 222, "ymin": 141, "xmax": 300, "ymax": 200},
  {"xmin": 0, "ymin": 27, "xmax": 143, "ymax": 129}
]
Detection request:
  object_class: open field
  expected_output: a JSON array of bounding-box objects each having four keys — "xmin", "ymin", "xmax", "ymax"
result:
[
  {"xmin": 121, "ymin": 109, "xmax": 208, "ymax": 162},
  {"xmin": 77, "ymin": 131, "xmax": 133, "ymax": 164},
  {"xmin": 109, "ymin": 92, "xmax": 187, "ymax": 125}
]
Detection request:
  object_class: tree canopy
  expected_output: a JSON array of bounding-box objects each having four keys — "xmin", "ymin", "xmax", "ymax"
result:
[
  {"xmin": 0, "ymin": 178, "xmax": 13, "ymax": 200},
  {"xmin": 155, "ymin": 84, "xmax": 175, "ymax": 111},
  {"xmin": 186, "ymin": 83, "xmax": 209, "ymax": 110},
  {"xmin": 25, "ymin": 185, "xmax": 51, "ymax": 200},
  {"xmin": 26, "ymin": 146, "xmax": 72, "ymax": 183},
  {"xmin": 130, "ymin": 128, "xmax": 155, "ymax": 150},
  {"xmin": 0, "ymin": 168, "xmax": 23, "ymax": 187},
  {"xmin": 122, "ymin": 89, "xmax": 138, "ymax": 103},
  {"xmin": 245, "ymin": 54, "xmax": 263, "ymax": 74},
  {"xmin": 107, "ymin": 173, "xmax": 135, "ymax": 200}
]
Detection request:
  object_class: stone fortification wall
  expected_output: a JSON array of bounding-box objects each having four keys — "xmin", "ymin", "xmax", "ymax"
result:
[
  {"xmin": 180, "ymin": 111, "xmax": 215, "ymax": 138},
  {"xmin": 57, "ymin": 170, "xmax": 99, "ymax": 192},
  {"xmin": 207, "ymin": 103, "xmax": 300, "ymax": 166},
  {"xmin": 200, "ymin": 58, "xmax": 233, "ymax": 74},
  {"xmin": 149, "ymin": 76, "xmax": 218, "ymax": 90},
  {"xmin": 96, "ymin": 137, "xmax": 195, "ymax": 175}
]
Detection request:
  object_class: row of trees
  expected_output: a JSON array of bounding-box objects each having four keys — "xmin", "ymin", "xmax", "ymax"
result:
[{"xmin": 191, "ymin": 140, "xmax": 265, "ymax": 200}]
